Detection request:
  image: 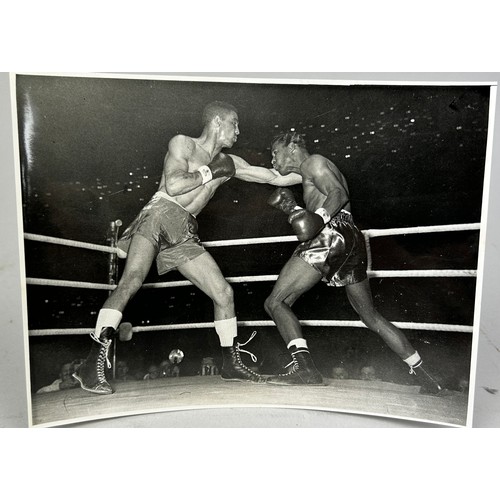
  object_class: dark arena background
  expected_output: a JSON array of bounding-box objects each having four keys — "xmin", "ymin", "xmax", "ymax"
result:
[{"xmin": 16, "ymin": 74, "xmax": 491, "ymax": 426}]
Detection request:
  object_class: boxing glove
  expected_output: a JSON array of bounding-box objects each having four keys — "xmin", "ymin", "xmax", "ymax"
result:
[
  {"xmin": 288, "ymin": 209, "xmax": 326, "ymax": 242},
  {"xmin": 198, "ymin": 153, "xmax": 235, "ymax": 184},
  {"xmin": 267, "ymin": 187, "xmax": 302, "ymax": 215}
]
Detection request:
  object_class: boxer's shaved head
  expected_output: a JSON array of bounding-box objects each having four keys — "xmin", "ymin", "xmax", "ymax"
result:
[{"xmin": 202, "ymin": 101, "xmax": 238, "ymax": 126}]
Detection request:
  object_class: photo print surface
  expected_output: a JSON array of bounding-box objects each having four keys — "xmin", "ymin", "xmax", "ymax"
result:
[{"xmin": 14, "ymin": 73, "xmax": 494, "ymax": 427}]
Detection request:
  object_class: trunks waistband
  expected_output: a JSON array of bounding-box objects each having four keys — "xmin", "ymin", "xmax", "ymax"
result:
[
  {"xmin": 331, "ymin": 209, "xmax": 352, "ymax": 221},
  {"xmin": 152, "ymin": 191, "xmax": 196, "ymax": 218}
]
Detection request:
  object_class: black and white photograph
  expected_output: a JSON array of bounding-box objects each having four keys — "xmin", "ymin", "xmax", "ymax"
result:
[{"xmin": 13, "ymin": 72, "xmax": 495, "ymax": 427}]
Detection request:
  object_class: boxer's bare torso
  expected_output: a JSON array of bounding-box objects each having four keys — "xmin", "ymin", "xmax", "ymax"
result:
[
  {"xmin": 300, "ymin": 154, "xmax": 352, "ymax": 215},
  {"xmin": 158, "ymin": 137, "xmax": 227, "ymax": 216}
]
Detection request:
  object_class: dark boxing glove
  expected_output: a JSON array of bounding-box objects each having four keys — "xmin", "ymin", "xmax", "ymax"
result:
[
  {"xmin": 288, "ymin": 208, "xmax": 330, "ymax": 242},
  {"xmin": 267, "ymin": 188, "xmax": 302, "ymax": 215},
  {"xmin": 198, "ymin": 153, "xmax": 236, "ymax": 184}
]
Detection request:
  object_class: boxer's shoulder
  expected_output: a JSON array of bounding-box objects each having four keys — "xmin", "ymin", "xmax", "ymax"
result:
[
  {"xmin": 168, "ymin": 134, "xmax": 196, "ymax": 156},
  {"xmin": 300, "ymin": 154, "xmax": 329, "ymax": 173}
]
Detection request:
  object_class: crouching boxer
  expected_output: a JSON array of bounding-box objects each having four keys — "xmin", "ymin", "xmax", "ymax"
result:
[{"xmin": 264, "ymin": 132, "xmax": 444, "ymax": 395}]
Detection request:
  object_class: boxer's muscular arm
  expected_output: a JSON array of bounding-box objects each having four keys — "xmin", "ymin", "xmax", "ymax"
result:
[
  {"xmin": 230, "ymin": 154, "xmax": 302, "ymax": 186},
  {"xmin": 285, "ymin": 157, "xmax": 349, "ymax": 241},
  {"xmin": 164, "ymin": 136, "xmax": 235, "ymax": 196},
  {"xmin": 164, "ymin": 136, "xmax": 203, "ymax": 196},
  {"xmin": 304, "ymin": 155, "xmax": 349, "ymax": 218}
]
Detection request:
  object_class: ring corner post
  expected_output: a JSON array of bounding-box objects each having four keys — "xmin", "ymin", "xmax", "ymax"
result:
[{"xmin": 107, "ymin": 220, "xmax": 122, "ymax": 379}]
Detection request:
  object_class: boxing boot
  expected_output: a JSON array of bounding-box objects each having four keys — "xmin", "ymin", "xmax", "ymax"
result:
[
  {"xmin": 220, "ymin": 332, "xmax": 267, "ymax": 383},
  {"xmin": 266, "ymin": 347, "xmax": 325, "ymax": 386},
  {"xmin": 73, "ymin": 327, "xmax": 115, "ymax": 395},
  {"xmin": 409, "ymin": 361, "xmax": 444, "ymax": 395}
]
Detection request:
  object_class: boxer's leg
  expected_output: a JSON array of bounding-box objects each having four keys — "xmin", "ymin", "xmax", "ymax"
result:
[
  {"xmin": 264, "ymin": 256, "xmax": 321, "ymax": 345},
  {"xmin": 346, "ymin": 279, "xmax": 415, "ymax": 358},
  {"xmin": 345, "ymin": 279, "xmax": 443, "ymax": 394},
  {"xmin": 264, "ymin": 257, "xmax": 324, "ymax": 385},
  {"xmin": 73, "ymin": 235, "xmax": 157, "ymax": 395},
  {"xmin": 104, "ymin": 234, "xmax": 157, "ymax": 311},
  {"xmin": 178, "ymin": 252, "xmax": 265, "ymax": 383}
]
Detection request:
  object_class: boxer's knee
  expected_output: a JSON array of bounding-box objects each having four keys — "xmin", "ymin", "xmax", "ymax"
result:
[
  {"xmin": 264, "ymin": 295, "xmax": 274, "ymax": 316},
  {"xmin": 264, "ymin": 294, "xmax": 284, "ymax": 316},
  {"xmin": 357, "ymin": 306, "xmax": 385, "ymax": 331},
  {"xmin": 347, "ymin": 291, "xmax": 375, "ymax": 321},
  {"xmin": 356, "ymin": 304, "xmax": 373, "ymax": 322},
  {"xmin": 212, "ymin": 280, "xmax": 234, "ymax": 309}
]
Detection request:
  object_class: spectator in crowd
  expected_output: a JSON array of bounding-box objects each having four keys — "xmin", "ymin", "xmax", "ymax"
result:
[
  {"xmin": 331, "ymin": 366, "xmax": 349, "ymax": 380},
  {"xmin": 36, "ymin": 362, "xmax": 80, "ymax": 393},
  {"xmin": 115, "ymin": 360, "xmax": 135, "ymax": 382},
  {"xmin": 360, "ymin": 365, "xmax": 378, "ymax": 381},
  {"xmin": 159, "ymin": 360, "xmax": 172, "ymax": 377},
  {"xmin": 170, "ymin": 364, "xmax": 180, "ymax": 377},
  {"xmin": 457, "ymin": 378, "xmax": 469, "ymax": 393},
  {"xmin": 143, "ymin": 364, "xmax": 160, "ymax": 380},
  {"xmin": 200, "ymin": 356, "xmax": 219, "ymax": 376}
]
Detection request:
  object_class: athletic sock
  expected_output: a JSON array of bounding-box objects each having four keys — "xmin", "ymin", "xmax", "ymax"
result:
[
  {"xmin": 95, "ymin": 309, "xmax": 123, "ymax": 337},
  {"xmin": 287, "ymin": 338, "xmax": 309, "ymax": 351},
  {"xmin": 403, "ymin": 351, "xmax": 422, "ymax": 368},
  {"xmin": 215, "ymin": 317, "xmax": 237, "ymax": 347}
]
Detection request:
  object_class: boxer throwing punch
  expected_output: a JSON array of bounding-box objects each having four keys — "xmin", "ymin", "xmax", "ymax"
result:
[
  {"xmin": 264, "ymin": 132, "xmax": 444, "ymax": 395},
  {"xmin": 73, "ymin": 102, "xmax": 301, "ymax": 395}
]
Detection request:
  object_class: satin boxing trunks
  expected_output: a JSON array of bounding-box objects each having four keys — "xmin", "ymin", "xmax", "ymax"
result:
[
  {"xmin": 293, "ymin": 209, "xmax": 367, "ymax": 287},
  {"xmin": 117, "ymin": 191, "xmax": 206, "ymax": 275}
]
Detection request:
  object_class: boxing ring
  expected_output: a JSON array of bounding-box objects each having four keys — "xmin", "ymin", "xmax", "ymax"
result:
[{"xmin": 25, "ymin": 221, "xmax": 479, "ymax": 427}]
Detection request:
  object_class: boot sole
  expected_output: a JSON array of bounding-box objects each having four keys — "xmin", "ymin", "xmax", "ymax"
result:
[
  {"xmin": 266, "ymin": 378, "xmax": 327, "ymax": 386},
  {"xmin": 220, "ymin": 375, "xmax": 268, "ymax": 384},
  {"xmin": 72, "ymin": 372, "xmax": 114, "ymax": 395}
]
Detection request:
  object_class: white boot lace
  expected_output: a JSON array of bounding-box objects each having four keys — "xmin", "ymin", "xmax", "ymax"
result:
[
  {"xmin": 409, "ymin": 359, "xmax": 423, "ymax": 376},
  {"xmin": 233, "ymin": 331, "xmax": 262, "ymax": 378},
  {"xmin": 282, "ymin": 359, "xmax": 297, "ymax": 373},
  {"xmin": 236, "ymin": 330, "xmax": 258, "ymax": 363},
  {"xmin": 90, "ymin": 331, "xmax": 112, "ymax": 378},
  {"xmin": 280, "ymin": 349, "xmax": 307, "ymax": 376}
]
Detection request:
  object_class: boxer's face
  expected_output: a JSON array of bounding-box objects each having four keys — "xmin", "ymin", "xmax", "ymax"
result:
[
  {"xmin": 218, "ymin": 111, "xmax": 240, "ymax": 147},
  {"xmin": 271, "ymin": 142, "xmax": 294, "ymax": 175}
]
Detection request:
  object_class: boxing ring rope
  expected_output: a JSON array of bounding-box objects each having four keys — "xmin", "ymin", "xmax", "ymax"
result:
[
  {"xmin": 28, "ymin": 320, "xmax": 473, "ymax": 337},
  {"xmin": 26, "ymin": 268, "xmax": 477, "ymax": 291},
  {"xmin": 361, "ymin": 223, "xmax": 481, "ymax": 273},
  {"xmin": 24, "ymin": 221, "xmax": 480, "ymax": 337},
  {"xmin": 24, "ymin": 222, "xmax": 481, "ymax": 251},
  {"xmin": 24, "ymin": 233, "xmax": 128, "ymax": 258}
]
